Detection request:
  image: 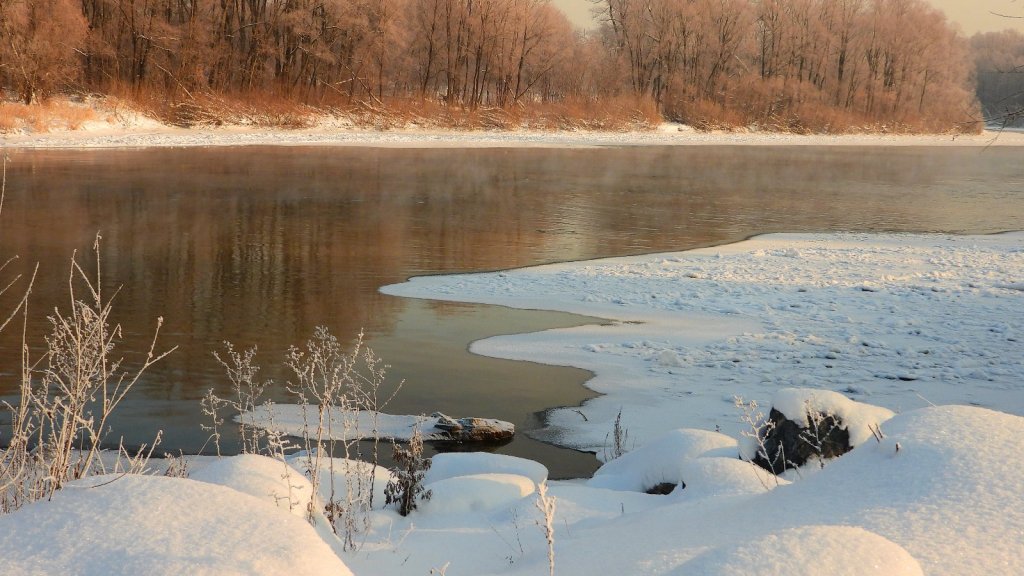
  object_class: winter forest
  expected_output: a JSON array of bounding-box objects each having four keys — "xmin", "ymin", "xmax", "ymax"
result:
[{"xmin": 2, "ymin": 0, "xmax": 1022, "ymax": 131}]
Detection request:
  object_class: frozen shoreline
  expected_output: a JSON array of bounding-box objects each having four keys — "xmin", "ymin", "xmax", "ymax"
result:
[
  {"xmin": 5, "ymin": 121, "xmax": 1024, "ymax": 149},
  {"xmin": 381, "ymin": 232, "xmax": 1024, "ymax": 454}
]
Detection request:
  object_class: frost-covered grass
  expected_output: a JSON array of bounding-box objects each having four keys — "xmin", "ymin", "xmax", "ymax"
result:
[{"xmin": 2, "ymin": 232, "xmax": 1023, "ymax": 575}]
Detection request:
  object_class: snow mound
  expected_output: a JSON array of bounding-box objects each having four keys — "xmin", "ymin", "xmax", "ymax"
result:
[
  {"xmin": 680, "ymin": 525, "xmax": 923, "ymax": 576},
  {"xmin": 191, "ymin": 454, "xmax": 313, "ymax": 518},
  {"xmin": 754, "ymin": 405, "xmax": 1024, "ymax": 575},
  {"xmin": 588, "ymin": 429, "xmax": 737, "ymax": 492},
  {"xmin": 421, "ymin": 473, "xmax": 537, "ymax": 515},
  {"xmin": 771, "ymin": 388, "xmax": 895, "ymax": 446},
  {"xmin": 0, "ymin": 474, "xmax": 351, "ymax": 575},
  {"xmin": 675, "ymin": 457, "xmax": 787, "ymax": 499},
  {"xmin": 426, "ymin": 452, "xmax": 548, "ymax": 485}
]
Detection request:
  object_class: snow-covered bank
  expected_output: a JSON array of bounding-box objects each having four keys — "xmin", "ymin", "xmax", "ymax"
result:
[
  {"xmin": 4, "ymin": 233, "xmax": 1023, "ymax": 575},
  {"xmin": 381, "ymin": 233, "xmax": 1024, "ymax": 454},
  {"xmin": 4, "ymin": 120, "xmax": 1024, "ymax": 148},
  {"xmin": 4, "ymin": 404, "xmax": 1021, "ymax": 575}
]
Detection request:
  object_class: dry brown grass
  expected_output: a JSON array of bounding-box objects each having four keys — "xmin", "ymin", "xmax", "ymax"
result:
[
  {"xmin": 0, "ymin": 99, "xmax": 95, "ymax": 133},
  {"xmin": 120, "ymin": 88, "xmax": 321, "ymax": 128},
  {"xmin": 3, "ymin": 86, "xmax": 980, "ymax": 136},
  {"xmin": 328, "ymin": 94, "xmax": 662, "ymax": 132},
  {"xmin": 663, "ymin": 79, "xmax": 981, "ymax": 135}
]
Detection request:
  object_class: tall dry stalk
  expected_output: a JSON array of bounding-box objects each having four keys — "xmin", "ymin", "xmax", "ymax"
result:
[
  {"xmin": 1, "ymin": 235, "xmax": 174, "ymax": 511},
  {"xmin": 536, "ymin": 481, "xmax": 557, "ymax": 576},
  {"xmin": 210, "ymin": 327, "xmax": 401, "ymax": 550}
]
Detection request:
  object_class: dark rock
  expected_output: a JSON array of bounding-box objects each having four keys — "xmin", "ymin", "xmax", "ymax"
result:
[
  {"xmin": 645, "ymin": 481, "xmax": 683, "ymax": 495},
  {"xmin": 426, "ymin": 412, "xmax": 515, "ymax": 444},
  {"xmin": 751, "ymin": 408, "xmax": 851, "ymax": 474}
]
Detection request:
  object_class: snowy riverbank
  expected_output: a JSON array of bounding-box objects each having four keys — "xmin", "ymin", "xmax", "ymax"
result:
[
  {"xmin": 2, "ymin": 234, "xmax": 1021, "ymax": 575},
  {"xmin": 4, "ymin": 117, "xmax": 1024, "ymax": 149}
]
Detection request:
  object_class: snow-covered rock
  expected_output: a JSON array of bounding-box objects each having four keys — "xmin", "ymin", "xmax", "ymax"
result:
[
  {"xmin": 742, "ymin": 388, "xmax": 895, "ymax": 472},
  {"xmin": 240, "ymin": 407, "xmax": 514, "ymax": 443},
  {"xmin": 430, "ymin": 412, "xmax": 515, "ymax": 443}
]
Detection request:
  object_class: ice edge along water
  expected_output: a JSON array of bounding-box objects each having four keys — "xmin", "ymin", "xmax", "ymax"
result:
[{"xmin": 379, "ymin": 232, "xmax": 1024, "ymax": 454}]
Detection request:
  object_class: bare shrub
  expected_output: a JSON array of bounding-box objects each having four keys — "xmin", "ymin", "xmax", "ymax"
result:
[
  {"xmin": 734, "ymin": 395, "xmax": 780, "ymax": 489},
  {"xmin": 212, "ymin": 343, "xmax": 270, "ymax": 454},
  {"xmin": 209, "ymin": 328, "xmax": 400, "ymax": 549},
  {"xmin": 0, "ymin": 235, "xmax": 174, "ymax": 512}
]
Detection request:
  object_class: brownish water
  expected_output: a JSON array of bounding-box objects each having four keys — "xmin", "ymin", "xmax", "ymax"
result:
[{"xmin": 1, "ymin": 145, "xmax": 1021, "ymax": 477}]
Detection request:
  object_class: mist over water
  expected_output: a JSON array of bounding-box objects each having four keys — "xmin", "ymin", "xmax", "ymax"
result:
[{"xmin": 1, "ymin": 145, "xmax": 1021, "ymax": 477}]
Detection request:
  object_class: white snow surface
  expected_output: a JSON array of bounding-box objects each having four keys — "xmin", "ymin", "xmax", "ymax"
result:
[
  {"xmin": 190, "ymin": 453, "xmax": 315, "ymax": 518},
  {"xmin": 426, "ymin": 452, "xmax": 549, "ymax": 485},
  {"xmin": 0, "ymin": 473, "xmax": 352, "ymax": 576},
  {"xmin": 682, "ymin": 525, "xmax": 924, "ymax": 576},
  {"xmin": 239, "ymin": 406, "xmax": 512, "ymax": 442},
  {"xmin": 420, "ymin": 473, "xmax": 537, "ymax": 515},
  {"xmin": 381, "ymin": 232, "xmax": 1024, "ymax": 453},
  {"xmin": 346, "ymin": 405, "xmax": 1023, "ymax": 576},
  {"xmin": 6, "ymin": 404, "xmax": 1022, "ymax": 575}
]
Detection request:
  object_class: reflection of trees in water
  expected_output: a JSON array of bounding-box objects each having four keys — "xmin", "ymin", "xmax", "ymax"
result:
[{"xmin": 1, "ymin": 145, "xmax": 1021, "ymax": 416}]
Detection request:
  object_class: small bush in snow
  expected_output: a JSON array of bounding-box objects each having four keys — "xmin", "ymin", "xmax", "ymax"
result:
[{"xmin": 385, "ymin": 426, "xmax": 432, "ymax": 516}]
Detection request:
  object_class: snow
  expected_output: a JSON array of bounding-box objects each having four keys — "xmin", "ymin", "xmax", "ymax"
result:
[
  {"xmin": 190, "ymin": 453, "xmax": 314, "ymax": 518},
  {"xmin": 426, "ymin": 452, "xmax": 549, "ymax": 485},
  {"xmin": 0, "ymin": 473, "xmax": 352, "ymax": 576},
  {"xmin": 682, "ymin": 525, "xmax": 924, "ymax": 576},
  {"xmin": 420, "ymin": 473, "xmax": 537, "ymax": 515},
  {"xmin": 5, "ymin": 113, "xmax": 1024, "ymax": 148},
  {"xmin": 239, "ymin": 406, "xmax": 513, "ymax": 442},
  {"xmin": 381, "ymin": 232, "xmax": 1024, "ymax": 454},
  {"xmin": 587, "ymin": 429, "xmax": 739, "ymax": 491},
  {"xmin": 5, "ymin": 233, "xmax": 1023, "ymax": 575}
]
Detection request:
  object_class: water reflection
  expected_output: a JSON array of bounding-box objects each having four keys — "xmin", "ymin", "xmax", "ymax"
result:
[{"xmin": 0, "ymin": 145, "xmax": 1021, "ymax": 477}]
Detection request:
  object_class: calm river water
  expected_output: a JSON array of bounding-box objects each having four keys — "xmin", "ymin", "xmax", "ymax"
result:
[{"xmin": 1, "ymin": 145, "xmax": 1022, "ymax": 477}]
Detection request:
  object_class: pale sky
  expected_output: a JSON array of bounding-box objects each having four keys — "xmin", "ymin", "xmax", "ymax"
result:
[{"xmin": 551, "ymin": 0, "xmax": 1024, "ymax": 36}]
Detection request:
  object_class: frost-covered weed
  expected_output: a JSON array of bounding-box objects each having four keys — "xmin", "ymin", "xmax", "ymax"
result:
[
  {"xmin": 734, "ymin": 396, "xmax": 781, "ymax": 488},
  {"xmin": 603, "ymin": 408, "xmax": 630, "ymax": 461},
  {"xmin": 535, "ymin": 481, "xmax": 557, "ymax": 576},
  {"xmin": 209, "ymin": 328, "xmax": 401, "ymax": 550},
  {"xmin": 0, "ymin": 236, "xmax": 174, "ymax": 512}
]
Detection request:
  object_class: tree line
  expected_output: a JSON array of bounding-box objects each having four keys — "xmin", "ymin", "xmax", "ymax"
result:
[{"xmin": 0, "ymin": 0, "xmax": 988, "ymax": 131}]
